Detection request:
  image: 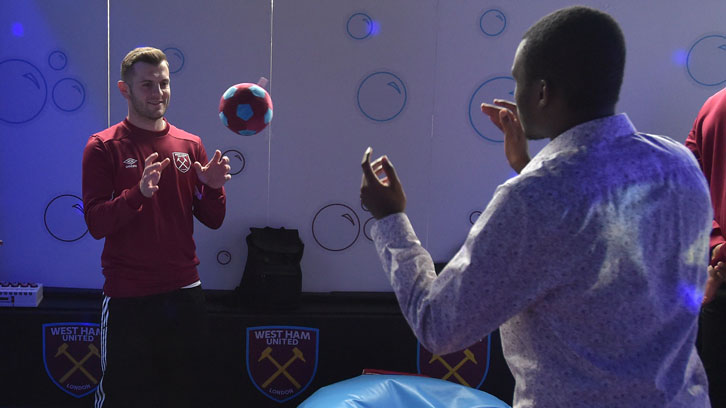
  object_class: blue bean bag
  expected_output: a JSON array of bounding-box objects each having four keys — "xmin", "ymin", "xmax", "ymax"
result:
[{"xmin": 298, "ymin": 374, "xmax": 511, "ymax": 408}]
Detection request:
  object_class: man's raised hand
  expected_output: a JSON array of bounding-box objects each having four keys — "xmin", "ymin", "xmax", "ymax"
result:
[
  {"xmin": 139, "ymin": 152, "xmax": 170, "ymax": 198},
  {"xmin": 481, "ymin": 99, "xmax": 530, "ymax": 174},
  {"xmin": 193, "ymin": 150, "xmax": 231, "ymax": 190},
  {"xmin": 360, "ymin": 147, "xmax": 406, "ymax": 220}
]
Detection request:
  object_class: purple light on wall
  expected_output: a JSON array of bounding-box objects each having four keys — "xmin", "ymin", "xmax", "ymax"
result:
[
  {"xmin": 11, "ymin": 22, "xmax": 24, "ymax": 37},
  {"xmin": 671, "ymin": 49, "xmax": 688, "ymax": 67},
  {"xmin": 369, "ymin": 20, "xmax": 381, "ymax": 36}
]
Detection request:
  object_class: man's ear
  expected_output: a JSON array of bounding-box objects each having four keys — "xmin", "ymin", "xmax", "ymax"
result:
[
  {"xmin": 538, "ymin": 79, "xmax": 549, "ymax": 108},
  {"xmin": 117, "ymin": 80, "xmax": 130, "ymax": 100}
]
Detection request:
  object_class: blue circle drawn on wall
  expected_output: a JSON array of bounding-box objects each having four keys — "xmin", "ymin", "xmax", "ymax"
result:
[
  {"xmin": 222, "ymin": 149, "xmax": 246, "ymax": 176},
  {"xmin": 363, "ymin": 216, "xmax": 375, "ymax": 241},
  {"xmin": 217, "ymin": 250, "xmax": 232, "ymax": 265},
  {"xmin": 312, "ymin": 203, "xmax": 360, "ymax": 251},
  {"xmin": 48, "ymin": 51, "xmax": 68, "ymax": 71},
  {"xmin": 52, "ymin": 78, "xmax": 86, "ymax": 112},
  {"xmin": 44, "ymin": 194, "xmax": 88, "ymax": 242},
  {"xmin": 469, "ymin": 210, "xmax": 482, "ymax": 225},
  {"xmin": 469, "ymin": 76, "xmax": 515, "ymax": 142},
  {"xmin": 347, "ymin": 12, "xmax": 374, "ymax": 40},
  {"xmin": 686, "ymin": 34, "xmax": 726, "ymax": 86},
  {"xmin": 0, "ymin": 59, "xmax": 48, "ymax": 124},
  {"xmin": 357, "ymin": 71, "xmax": 407, "ymax": 122},
  {"xmin": 163, "ymin": 47, "xmax": 185, "ymax": 74},
  {"xmin": 480, "ymin": 9, "xmax": 507, "ymax": 37}
]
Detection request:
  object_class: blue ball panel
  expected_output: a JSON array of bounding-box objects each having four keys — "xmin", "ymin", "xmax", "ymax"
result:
[
  {"xmin": 223, "ymin": 86, "xmax": 237, "ymax": 100},
  {"xmin": 264, "ymin": 109, "xmax": 273, "ymax": 124},
  {"xmin": 238, "ymin": 129, "xmax": 257, "ymax": 136},
  {"xmin": 249, "ymin": 85, "xmax": 266, "ymax": 98},
  {"xmin": 237, "ymin": 104, "xmax": 253, "ymax": 121},
  {"xmin": 219, "ymin": 111, "xmax": 228, "ymax": 127}
]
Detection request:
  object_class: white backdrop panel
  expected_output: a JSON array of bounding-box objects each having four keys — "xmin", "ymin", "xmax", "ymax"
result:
[
  {"xmin": 2, "ymin": 1, "xmax": 726, "ymax": 292},
  {"xmin": 0, "ymin": 0, "xmax": 107, "ymax": 287},
  {"xmin": 269, "ymin": 0, "xmax": 438, "ymax": 291}
]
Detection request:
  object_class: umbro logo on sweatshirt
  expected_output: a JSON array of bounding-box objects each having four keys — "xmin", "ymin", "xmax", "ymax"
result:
[{"xmin": 123, "ymin": 158, "xmax": 137, "ymax": 168}]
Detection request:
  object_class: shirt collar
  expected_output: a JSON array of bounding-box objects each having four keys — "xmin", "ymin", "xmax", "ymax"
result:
[
  {"xmin": 122, "ymin": 118, "xmax": 170, "ymax": 138},
  {"xmin": 536, "ymin": 113, "xmax": 636, "ymax": 158}
]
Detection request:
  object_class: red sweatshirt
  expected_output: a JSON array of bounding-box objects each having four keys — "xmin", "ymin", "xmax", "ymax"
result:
[
  {"xmin": 82, "ymin": 119, "xmax": 226, "ymax": 298},
  {"xmin": 686, "ymin": 87, "xmax": 726, "ymax": 254}
]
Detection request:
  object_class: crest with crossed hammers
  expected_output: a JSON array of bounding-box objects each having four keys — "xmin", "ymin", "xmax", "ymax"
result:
[
  {"xmin": 55, "ymin": 342, "xmax": 100, "ymax": 384},
  {"xmin": 428, "ymin": 348, "xmax": 478, "ymax": 387},
  {"xmin": 258, "ymin": 346, "xmax": 306, "ymax": 389}
]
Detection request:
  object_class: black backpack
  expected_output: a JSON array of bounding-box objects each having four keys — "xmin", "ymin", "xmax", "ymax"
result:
[{"xmin": 237, "ymin": 227, "xmax": 304, "ymax": 309}]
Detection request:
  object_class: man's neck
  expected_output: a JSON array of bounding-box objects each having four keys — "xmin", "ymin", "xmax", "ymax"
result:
[
  {"xmin": 126, "ymin": 114, "xmax": 166, "ymax": 132},
  {"xmin": 550, "ymin": 108, "xmax": 615, "ymax": 140}
]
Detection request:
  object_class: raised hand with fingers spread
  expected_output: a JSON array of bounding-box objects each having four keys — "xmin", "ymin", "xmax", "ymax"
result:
[
  {"xmin": 139, "ymin": 152, "xmax": 170, "ymax": 198},
  {"xmin": 193, "ymin": 149, "xmax": 231, "ymax": 189}
]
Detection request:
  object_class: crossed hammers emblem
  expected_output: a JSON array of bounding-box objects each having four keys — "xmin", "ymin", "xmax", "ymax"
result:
[
  {"xmin": 258, "ymin": 346, "xmax": 305, "ymax": 389},
  {"xmin": 428, "ymin": 348, "xmax": 477, "ymax": 387},
  {"xmin": 55, "ymin": 343, "xmax": 100, "ymax": 384}
]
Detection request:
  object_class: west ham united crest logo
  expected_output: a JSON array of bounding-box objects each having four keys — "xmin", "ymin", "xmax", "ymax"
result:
[
  {"xmin": 173, "ymin": 152, "xmax": 191, "ymax": 173},
  {"xmin": 43, "ymin": 322, "xmax": 102, "ymax": 398},
  {"xmin": 417, "ymin": 336, "xmax": 491, "ymax": 389},
  {"xmin": 246, "ymin": 326, "xmax": 319, "ymax": 403}
]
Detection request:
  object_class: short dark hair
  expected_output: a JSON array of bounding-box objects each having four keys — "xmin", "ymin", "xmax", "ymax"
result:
[
  {"xmin": 521, "ymin": 6, "xmax": 625, "ymax": 112},
  {"xmin": 120, "ymin": 47, "xmax": 167, "ymax": 83}
]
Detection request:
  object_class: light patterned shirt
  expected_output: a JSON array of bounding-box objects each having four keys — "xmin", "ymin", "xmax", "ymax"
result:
[{"xmin": 371, "ymin": 114, "xmax": 712, "ymax": 407}]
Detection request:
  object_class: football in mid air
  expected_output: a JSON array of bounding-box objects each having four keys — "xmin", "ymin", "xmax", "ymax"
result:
[{"xmin": 218, "ymin": 83, "xmax": 273, "ymax": 136}]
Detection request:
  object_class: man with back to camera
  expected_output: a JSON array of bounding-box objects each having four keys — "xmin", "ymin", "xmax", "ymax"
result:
[
  {"xmin": 685, "ymin": 87, "xmax": 726, "ymax": 407},
  {"xmin": 361, "ymin": 6, "xmax": 712, "ymax": 407},
  {"xmin": 82, "ymin": 47, "xmax": 230, "ymax": 407}
]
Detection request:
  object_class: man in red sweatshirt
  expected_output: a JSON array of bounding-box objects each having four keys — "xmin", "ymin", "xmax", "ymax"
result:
[
  {"xmin": 82, "ymin": 47, "xmax": 230, "ymax": 408},
  {"xmin": 686, "ymin": 87, "xmax": 726, "ymax": 407}
]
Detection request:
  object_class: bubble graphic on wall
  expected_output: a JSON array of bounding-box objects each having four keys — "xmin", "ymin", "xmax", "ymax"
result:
[
  {"xmin": 163, "ymin": 47, "xmax": 185, "ymax": 74},
  {"xmin": 312, "ymin": 203, "xmax": 360, "ymax": 251},
  {"xmin": 469, "ymin": 210, "xmax": 482, "ymax": 225},
  {"xmin": 217, "ymin": 250, "xmax": 232, "ymax": 265},
  {"xmin": 1, "ymin": 53, "xmax": 86, "ymax": 124},
  {"xmin": 347, "ymin": 12, "xmax": 374, "ymax": 39},
  {"xmin": 52, "ymin": 78, "xmax": 86, "ymax": 112},
  {"xmin": 363, "ymin": 216, "xmax": 376, "ymax": 242},
  {"xmin": 469, "ymin": 76, "xmax": 515, "ymax": 142},
  {"xmin": 222, "ymin": 149, "xmax": 246, "ymax": 176},
  {"xmin": 687, "ymin": 34, "xmax": 726, "ymax": 86},
  {"xmin": 357, "ymin": 71, "xmax": 407, "ymax": 122},
  {"xmin": 0, "ymin": 59, "xmax": 48, "ymax": 124},
  {"xmin": 48, "ymin": 51, "xmax": 68, "ymax": 71},
  {"xmin": 479, "ymin": 9, "xmax": 507, "ymax": 37},
  {"xmin": 44, "ymin": 194, "xmax": 88, "ymax": 242}
]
